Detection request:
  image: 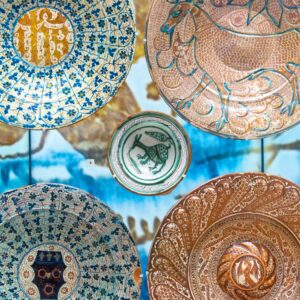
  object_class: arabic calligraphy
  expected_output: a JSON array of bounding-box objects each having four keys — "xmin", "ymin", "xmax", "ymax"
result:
[{"xmin": 14, "ymin": 8, "xmax": 74, "ymax": 67}]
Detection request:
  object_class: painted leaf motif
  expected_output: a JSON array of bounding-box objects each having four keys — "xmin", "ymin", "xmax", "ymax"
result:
[
  {"xmin": 267, "ymin": 0, "xmax": 284, "ymax": 27},
  {"xmin": 247, "ymin": 0, "xmax": 267, "ymax": 24},
  {"xmin": 230, "ymin": 0, "xmax": 289, "ymax": 27},
  {"xmin": 253, "ymin": 261, "xmax": 260, "ymax": 279},
  {"xmin": 145, "ymin": 131, "xmax": 170, "ymax": 142}
]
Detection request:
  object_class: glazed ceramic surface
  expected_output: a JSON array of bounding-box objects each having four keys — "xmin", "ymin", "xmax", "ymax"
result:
[
  {"xmin": 148, "ymin": 173, "xmax": 300, "ymax": 299},
  {"xmin": 146, "ymin": 0, "xmax": 300, "ymax": 139},
  {"xmin": 108, "ymin": 111, "xmax": 191, "ymax": 195},
  {"xmin": 0, "ymin": 0, "xmax": 135, "ymax": 129},
  {"xmin": 0, "ymin": 183, "xmax": 141, "ymax": 299}
]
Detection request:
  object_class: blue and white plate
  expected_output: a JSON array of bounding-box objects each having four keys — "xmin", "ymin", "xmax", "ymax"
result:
[
  {"xmin": 0, "ymin": 0, "xmax": 136, "ymax": 129},
  {"xmin": 0, "ymin": 183, "xmax": 141, "ymax": 299}
]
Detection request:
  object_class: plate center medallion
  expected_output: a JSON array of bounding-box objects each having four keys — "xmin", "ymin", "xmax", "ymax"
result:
[
  {"xmin": 32, "ymin": 250, "xmax": 66, "ymax": 299},
  {"xmin": 13, "ymin": 7, "xmax": 74, "ymax": 67},
  {"xmin": 230, "ymin": 254, "xmax": 264, "ymax": 290},
  {"xmin": 18, "ymin": 244, "xmax": 79, "ymax": 300},
  {"xmin": 218, "ymin": 242, "xmax": 276, "ymax": 298}
]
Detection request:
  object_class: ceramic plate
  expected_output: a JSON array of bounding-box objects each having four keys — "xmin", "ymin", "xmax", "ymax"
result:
[
  {"xmin": 0, "ymin": 183, "xmax": 141, "ymax": 299},
  {"xmin": 108, "ymin": 111, "xmax": 191, "ymax": 195},
  {"xmin": 148, "ymin": 173, "xmax": 300, "ymax": 299},
  {"xmin": 146, "ymin": 0, "xmax": 300, "ymax": 139},
  {"xmin": 0, "ymin": 0, "xmax": 135, "ymax": 129}
]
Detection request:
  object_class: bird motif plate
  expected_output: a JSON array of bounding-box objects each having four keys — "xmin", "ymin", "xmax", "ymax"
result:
[
  {"xmin": 0, "ymin": 183, "xmax": 142, "ymax": 299},
  {"xmin": 0, "ymin": 0, "xmax": 135, "ymax": 129},
  {"xmin": 146, "ymin": 0, "xmax": 300, "ymax": 139},
  {"xmin": 148, "ymin": 173, "xmax": 300, "ymax": 299},
  {"xmin": 108, "ymin": 111, "xmax": 191, "ymax": 195}
]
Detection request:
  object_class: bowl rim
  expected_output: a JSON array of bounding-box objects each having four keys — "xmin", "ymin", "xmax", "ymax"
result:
[{"xmin": 107, "ymin": 110, "xmax": 192, "ymax": 196}]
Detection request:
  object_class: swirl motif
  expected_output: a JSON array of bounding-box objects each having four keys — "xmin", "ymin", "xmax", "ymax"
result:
[{"xmin": 217, "ymin": 242, "xmax": 277, "ymax": 299}]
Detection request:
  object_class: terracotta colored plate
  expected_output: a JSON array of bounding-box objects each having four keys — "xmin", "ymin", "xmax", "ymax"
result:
[
  {"xmin": 108, "ymin": 111, "xmax": 191, "ymax": 195},
  {"xmin": 0, "ymin": 183, "xmax": 141, "ymax": 299},
  {"xmin": 148, "ymin": 173, "xmax": 300, "ymax": 299},
  {"xmin": 0, "ymin": 0, "xmax": 135, "ymax": 129},
  {"xmin": 146, "ymin": 0, "xmax": 300, "ymax": 139}
]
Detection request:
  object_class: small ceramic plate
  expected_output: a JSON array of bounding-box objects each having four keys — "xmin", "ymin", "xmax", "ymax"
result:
[
  {"xmin": 146, "ymin": 1, "xmax": 300, "ymax": 139},
  {"xmin": 0, "ymin": 183, "xmax": 141, "ymax": 299},
  {"xmin": 0, "ymin": 0, "xmax": 135, "ymax": 129},
  {"xmin": 148, "ymin": 173, "xmax": 300, "ymax": 299},
  {"xmin": 108, "ymin": 111, "xmax": 191, "ymax": 195}
]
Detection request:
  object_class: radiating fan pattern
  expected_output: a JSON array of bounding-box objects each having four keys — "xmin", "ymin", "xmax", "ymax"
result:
[{"xmin": 148, "ymin": 173, "xmax": 300, "ymax": 299}]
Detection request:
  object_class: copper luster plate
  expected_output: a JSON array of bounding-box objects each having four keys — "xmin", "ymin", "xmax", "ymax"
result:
[
  {"xmin": 146, "ymin": 0, "xmax": 300, "ymax": 139},
  {"xmin": 147, "ymin": 173, "xmax": 300, "ymax": 299}
]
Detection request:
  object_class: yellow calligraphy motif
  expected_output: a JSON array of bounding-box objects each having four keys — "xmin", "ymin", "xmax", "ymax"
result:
[{"xmin": 14, "ymin": 8, "xmax": 74, "ymax": 67}]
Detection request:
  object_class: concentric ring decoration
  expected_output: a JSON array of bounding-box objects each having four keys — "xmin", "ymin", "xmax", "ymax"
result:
[
  {"xmin": 108, "ymin": 111, "xmax": 191, "ymax": 195},
  {"xmin": 148, "ymin": 173, "xmax": 300, "ymax": 299},
  {"xmin": 0, "ymin": 183, "xmax": 142, "ymax": 299},
  {"xmin": 146, "ymin": 0, "xmax": 300, "ymax": 139},
  {"xmin": 0, "ymin": 0, "xmax": 136, "ymax": 129}
]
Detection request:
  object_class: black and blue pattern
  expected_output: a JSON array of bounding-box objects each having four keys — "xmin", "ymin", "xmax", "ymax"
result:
[{"xmin": 0, "ymin": 183, "xmax": 141, "ymax": 299}]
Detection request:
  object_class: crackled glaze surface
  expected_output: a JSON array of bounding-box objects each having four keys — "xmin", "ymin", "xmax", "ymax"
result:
[
  {"xmin": 146, "ymin": 0, "xmax": 300, "ymax": 138},
  {"xmin": 0, "ymin": 183, "xmax": 141, "ymax": 299},
  {"xmin": 0, "ymin": 0, "xmax": 135, "ymax": 129},
  {"xmin": 108, "ymin": 111, "xmax": 191, "ymax": 195},
  {"xmin": 148, "ymin": 173, "xmax": 300, "ymax": 299}
]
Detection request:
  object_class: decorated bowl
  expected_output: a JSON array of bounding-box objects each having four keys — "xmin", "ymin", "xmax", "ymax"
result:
[{"xmin": 108, "ymin": 111, "xmax": 191, "ymax": 195}]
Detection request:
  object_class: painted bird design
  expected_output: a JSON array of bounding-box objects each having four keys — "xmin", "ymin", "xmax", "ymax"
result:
[{"xmin": 131, "ymin": 133, "xmax": 171, "ymax": 175}]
